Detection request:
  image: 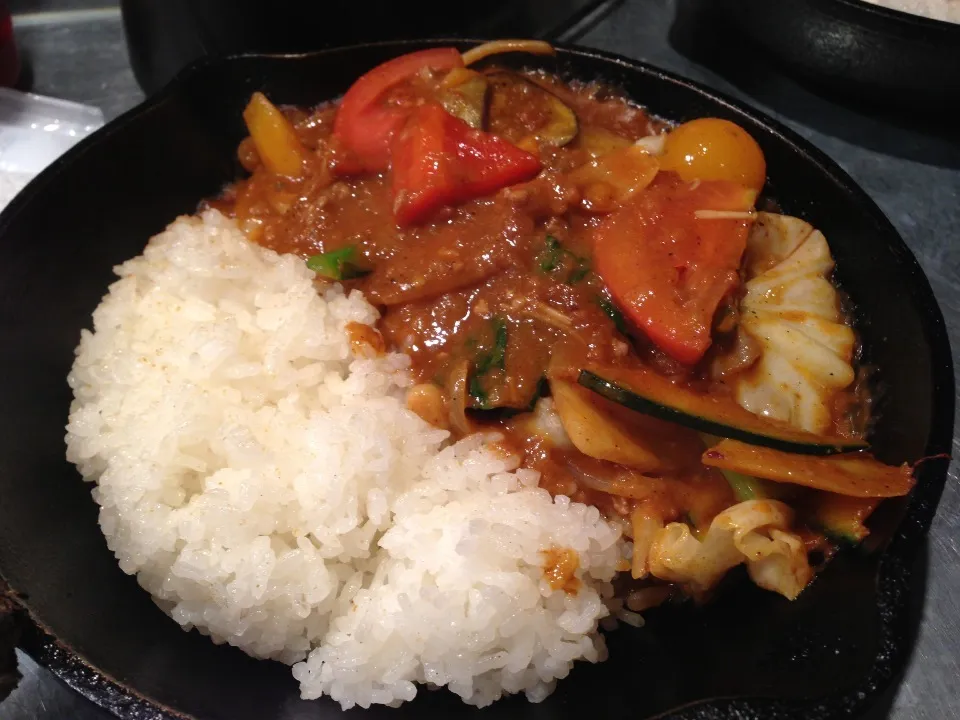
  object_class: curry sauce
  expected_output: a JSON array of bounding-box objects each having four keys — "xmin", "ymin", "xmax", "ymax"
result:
[{"xmin": 207, "ymin": 59, "xmax": 890, "ymax": 601}]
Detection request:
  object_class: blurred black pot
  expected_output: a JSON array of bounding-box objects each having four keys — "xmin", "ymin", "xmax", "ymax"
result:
[
  {"xmin": 716, "ymin": 0, "xmax": 960, "ymax": 113},
  {"xmin": 121, "ymin": 0, "xmax": 611, "ymax": 94}
]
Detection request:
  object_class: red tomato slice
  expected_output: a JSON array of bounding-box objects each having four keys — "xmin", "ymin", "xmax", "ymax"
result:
[
  {"xmin": 332, "ymin": 48, "xmax": 463, "ymax": 174},
  {"xmin": 593, "ymin": 174, "xmax": 756, "ymax": 365},
  {"xmin": 391, "ymin": 103, "xmax": 541, "ymax": 227}
]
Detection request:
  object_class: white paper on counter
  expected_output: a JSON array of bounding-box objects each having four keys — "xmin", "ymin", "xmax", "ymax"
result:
[{"xmin": 0, "ymin": 87, "xmax": 104, "ymax": 210}]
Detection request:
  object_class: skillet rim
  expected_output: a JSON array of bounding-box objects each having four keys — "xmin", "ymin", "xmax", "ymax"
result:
[{"xmin": 0, "ymin": 38, "xmax": 954, "ymax": 720}]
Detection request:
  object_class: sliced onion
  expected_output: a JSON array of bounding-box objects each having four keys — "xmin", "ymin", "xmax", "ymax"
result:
[
  {"xmin": 694, "ymin": 209, "xmax": 758, "ymax": 221},
  {"xmin": 446, "ymin": 359, "xmax": 472, "ymax": 436},
  {"xmin": 634, "ymin": 133, "xmax": 667, "ymax": 156},
  {"xmin": 523, "ymin": 301, "xmax": 574, "ymax": 331},
  {"xmin": 551, "ymin": 378, "xmax": 661, "ymax": 471},
  {"xmin": 564, "ymin": 457, "xmax": 659, "ymax": 500},
  {"xmin": 462, "ymin": 40, "xmax": 555, "ymax": 66},
  {"xmin": 711, "ymin": 329, "xmax": 762, "ymax": 380},
  {"xmin": 630, "ymin": 507, "xmax": 664, "ymax": 580}
]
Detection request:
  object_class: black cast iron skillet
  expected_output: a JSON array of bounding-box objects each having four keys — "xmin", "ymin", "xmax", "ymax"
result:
[
  {"xmin": 0, "ymin": 40, "xmax": 953, "ymax": 720},
  {"xmin": 717, "ymin": 0, "xmax": 960, "ymax": 113}
]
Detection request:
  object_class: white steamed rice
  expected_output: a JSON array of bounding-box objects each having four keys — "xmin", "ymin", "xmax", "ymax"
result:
[{"xmin": 65, "ymin": 210, "xmax": 624, "ymax": 709}]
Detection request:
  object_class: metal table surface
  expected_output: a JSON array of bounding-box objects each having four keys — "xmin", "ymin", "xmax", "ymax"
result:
[{"xmin": 1, "ymin": 1, "xmax": 958, "ymax": 718}]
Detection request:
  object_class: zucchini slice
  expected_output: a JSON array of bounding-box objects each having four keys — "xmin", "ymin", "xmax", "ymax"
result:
[
  {"xmin": 812, "ymin": 495, "xmax": 880, "ymax": 544},
  {"xmin": 578, "ymin": 364, "xmax": 867, "ymax": 455},
  {"xmin": 720, "ymin": 469, "xmax": 768, "ymax": 502},
  {"xmin": 438, "ymin": 68, "xmax": 488, "ymax": 130},
  {"xmin": 701, "ymin": 439, "xmax": 914, "ymax": 498},
  {"xmin": 486, "ymin": 71, "xmax": 578, "ymax": 147},
  {"xmin": 700, "ymin": 433, "xmax": 781, "ymax": 501}
]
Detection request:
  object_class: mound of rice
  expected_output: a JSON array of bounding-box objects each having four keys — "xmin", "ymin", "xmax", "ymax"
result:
[{"xmin": 65, "ymin": 210, "xmax": 624, "ymax": 708}]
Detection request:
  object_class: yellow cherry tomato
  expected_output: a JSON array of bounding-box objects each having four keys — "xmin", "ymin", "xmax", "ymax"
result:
[{"xmin": 660, "ymin": 118, "xmax": 766, "ymax": 192}]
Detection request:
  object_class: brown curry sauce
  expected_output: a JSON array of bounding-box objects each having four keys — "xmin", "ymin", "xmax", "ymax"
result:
[{"xmin": 206, "ymin": 67, "xmax": 864, "ymax": 590}]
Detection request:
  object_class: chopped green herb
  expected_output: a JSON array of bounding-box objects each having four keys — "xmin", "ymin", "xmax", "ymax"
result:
[
  {"xmin": 538, "ymin": 235, "xmax": 564, "ymax": 273},
  {"xmin": 538, "ymin": 235, "xmax": 591, "ymax": 284},
  {"xmin": 468, "ymin": 375, "xmax": 490, "ymax": 409},
  {"xmin": 306, "ymin": 246, "xmax": 370, "ymax": 280},
  {"xmin": 491, "ymin": 317, "xmax": 507, "ymax": 370},
  {"xmin": 525, "ymin": 375, "xmax": 548, "ymax": 411},
  {"xmin": 467, "ymin": 317, "xmax": 508, "ymax": 410},
  {"xmin": 597, "ymin": 294, "xmax": 629, "ymax": 335},
  {"xmin": 474, "ymin": 316, "xmax": 508, "ymax": 375},
  {"xmin": 568, "ymin": 259, "xmax": 591, "ymax": 284}
]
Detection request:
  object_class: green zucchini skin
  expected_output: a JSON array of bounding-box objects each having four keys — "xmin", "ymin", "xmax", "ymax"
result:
[
  {"xmin": 812, "ymin": 495, "xmax": 877, "ymax": 545},
  {"xmin": 699, "ymin": 433, "xmax": 776, "ymax": 501},
  {"xmin": 720, "ymin": 469, "xmax": 765, "ymax": 502},
  {"xmin": 578, "ymin": 370, "xmax": 865, "ymax": 457},
  {"xmin": 820, "ymin": 525, "xmax": 864, "ymax": 545}
]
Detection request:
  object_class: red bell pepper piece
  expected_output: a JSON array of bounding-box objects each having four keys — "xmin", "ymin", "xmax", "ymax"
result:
[
  {"xmin": 332, "ymin": 47, "xmax": 464, "ymax": 174},
  {"xmin": 391, "ymin": 102, "xmax": 542, "ymax": 227},
  {"xmin": 593, "ymin": 174, "xmax": 756, "ymax": 365}
]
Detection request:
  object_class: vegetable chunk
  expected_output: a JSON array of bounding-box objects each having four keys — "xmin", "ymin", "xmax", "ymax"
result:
[
  {"xmin": 702, "ymin": 439, "xmax": 914, "ymax": 498},
  {"xmin": 736, "ymin": 213, "xmax": 856, "ymax": 434},
  {"xmin": 593, "ymin": 175, "xmax": 756, "ymax": 364}
]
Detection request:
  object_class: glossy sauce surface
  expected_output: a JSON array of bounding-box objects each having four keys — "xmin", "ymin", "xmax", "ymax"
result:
[
  {"xmin": 209, "ymin": 68, "xmax": 858, "ymax": 536},
  {"xmin": 215, "ymin": 71, "xmax": 675, "ymax": 405}
]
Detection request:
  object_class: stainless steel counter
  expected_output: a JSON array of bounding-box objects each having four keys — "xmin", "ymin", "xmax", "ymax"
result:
[{"xmin": 2, "ymin": 1, "xmax": 957, "ymax": 718}]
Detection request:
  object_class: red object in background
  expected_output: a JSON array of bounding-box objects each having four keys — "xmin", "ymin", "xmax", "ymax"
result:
[{"xmin": 0, "ymin": 1, "xmax": 19, "ymax": 88}]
